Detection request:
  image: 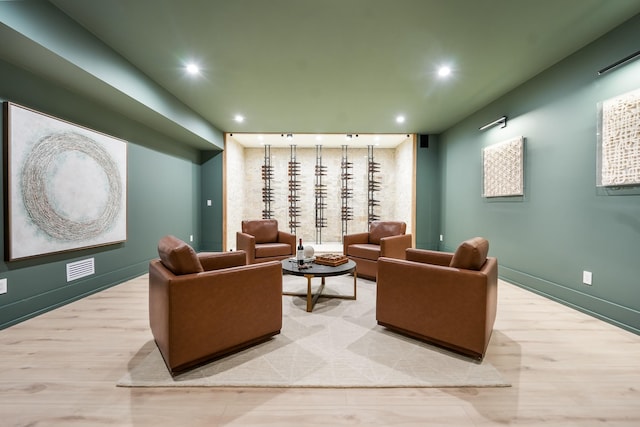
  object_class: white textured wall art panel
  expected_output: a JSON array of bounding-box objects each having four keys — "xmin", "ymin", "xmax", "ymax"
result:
[
  {"xmin": 483, "ymin": 136, "xmax": 524, "ymax": 197},
  {"xmin": 600, "ymin": 88, "xmax": 640, "ymax": 187}
]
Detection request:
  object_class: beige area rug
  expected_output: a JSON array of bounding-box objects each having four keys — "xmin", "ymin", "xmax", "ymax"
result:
[{"xmin": 117, "ymin": 275, "xmax": 510, "ymax": 388}]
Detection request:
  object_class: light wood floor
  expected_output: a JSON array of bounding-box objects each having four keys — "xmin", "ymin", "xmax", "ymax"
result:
[{"xmin": 1, "ymin": 275, "xmax": 639, "ymax": 426}]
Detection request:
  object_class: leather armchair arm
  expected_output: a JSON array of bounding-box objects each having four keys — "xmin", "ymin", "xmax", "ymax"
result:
[
  {"xmin": 380, "ymin": 234, "xmax": 412, "ymax": 259},
  {"xmin": 236, "ymin": 232, "xmax": 256, "ymax": 264},
  {"xmin": 277, "ymin": 230, "xmax": 296, "ymax": 254},
  {"xmin": 406, "ymin": 247, "xmax": 452, "ymax": 266},
  {"xmin": 343, "ymin": 232, "xmax": 369, "ymax": 255},
  {"xmin": 198, "ymin": 250, "xmax": 246, "ymax": 271}
]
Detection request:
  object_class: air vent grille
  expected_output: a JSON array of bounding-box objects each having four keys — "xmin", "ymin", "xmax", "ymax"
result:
[{"xmin": 66, "ymin": 258, "xmax": 95, "ymax": 282}]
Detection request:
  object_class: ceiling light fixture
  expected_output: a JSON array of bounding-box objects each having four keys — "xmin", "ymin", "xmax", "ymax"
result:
[
  {"xmin": 234, "ymin": 114, "xmax": 244, "ymax": 123},
  {"xmin": 597, "ymin": 49, "xmax": 640, "ymax": 75},
  {"xmin": 437, "ymin": 65, "xmax": 452, "ymax": 78},
  {"xmin": 396, "ymin": 115, "xmax": 405, "ymax": 124},
  {"xmin": 479, "ymin": 116, "xmax": 507, "ymax": 130},
  {"xmin": 185, "ymin": 63, "xmax": 200, "ymax": 75}
]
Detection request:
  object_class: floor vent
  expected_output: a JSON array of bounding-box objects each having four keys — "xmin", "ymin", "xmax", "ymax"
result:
[{"xmin": 66, "ymin": 258, "xmax": 95, "ymax": 282}]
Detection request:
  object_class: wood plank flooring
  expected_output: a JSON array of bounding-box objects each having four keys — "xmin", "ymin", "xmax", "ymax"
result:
[{"xmin": 1, "ymin": 274, "xmax": 639, "ymax": 426}]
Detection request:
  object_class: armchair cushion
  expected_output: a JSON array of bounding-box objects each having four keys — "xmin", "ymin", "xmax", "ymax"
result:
[
  {"xmin": 255, "ymin": 242, "xmax": 293, "ymax": 258},
  {"xmin": 449, "ymin": 237, "xmax": 489, "ymax": 270},
  {"xmin": 369, "ymin": 221, "xmax": 407, "ymax": 244},
  {"xmin": 347, "ymin": 243, "xmax": 380, "ymax": 261},
  {"xmin": 157, "ymin": 235, "xmax": 203, "ymax": 275},
  {"xmin": 242, "ymin": 219, "xmax": 278, "ymax": 244}
]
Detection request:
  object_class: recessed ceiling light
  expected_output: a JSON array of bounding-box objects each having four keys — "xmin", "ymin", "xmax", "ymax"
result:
[
  {"xmin": 437, "ymin": 65, "xmax": 452, "ymax": 78},
  {"xmin": 396, "ymin": 115, "xmax": 406, "ymax": 124},
  {"xmin": 234, "ymin": 114, "xmax": 244, "ymax": 123},
  {"xmin": 186, "ymin": 63, "xmax": 200, "ymax": 75}
]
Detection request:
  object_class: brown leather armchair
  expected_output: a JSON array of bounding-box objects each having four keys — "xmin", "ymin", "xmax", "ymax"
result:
[
  {"xmin": 149, "ymin": 235, "xmax": 283, "ymax": 374},
  {"xmin": 236, "ymin": 219, "xmax": 296, "ymax": 264},
  {"xmin": 343, "ymin": 221, "xmax": 412, "ymax": 280},
  {"xmin": 376, "ymin": 237, "xmax": 498, "ymax": 359}
]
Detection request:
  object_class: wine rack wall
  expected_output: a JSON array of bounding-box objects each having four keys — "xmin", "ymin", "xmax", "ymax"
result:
[{"xmin": 226, "ymin": 137, "xmax": 414, "ymax": 251}]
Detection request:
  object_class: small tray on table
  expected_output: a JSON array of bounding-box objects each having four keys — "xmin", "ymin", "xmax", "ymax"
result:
[{"xmin": 314, "ymin": 254, "xmax": 349, "ymax": 267}]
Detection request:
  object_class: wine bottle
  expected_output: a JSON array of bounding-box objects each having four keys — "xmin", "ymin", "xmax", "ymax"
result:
[{"xmin": 297, "ymin": 238, "xmax": 304, "ymax": 265}]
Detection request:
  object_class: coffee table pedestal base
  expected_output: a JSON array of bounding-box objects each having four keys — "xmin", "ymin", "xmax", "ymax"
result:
[{"xmin": 283, "ymin": 272, "xmax": 357, "ymax": 312}]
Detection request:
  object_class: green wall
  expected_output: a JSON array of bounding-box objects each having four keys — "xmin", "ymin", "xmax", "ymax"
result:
[
  {"xmin": 0, "ymin": 58, "xmax": 219, "ymax": 329},
  {"xmin": 415, "ymin": 135, "xmax": 441, "ymax": 250},
  {"xmin": 435, "ymin": 14, "xmax": 640, "ymax": 334},
  {"xmin": 200, "ymin": 150, "xmax": 225, "ymax": 252}
]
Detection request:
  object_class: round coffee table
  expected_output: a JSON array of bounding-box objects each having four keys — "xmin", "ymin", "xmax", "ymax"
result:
[{"xmin": 281, "ymin": 259, "xmax": 357, "ymax": 312}]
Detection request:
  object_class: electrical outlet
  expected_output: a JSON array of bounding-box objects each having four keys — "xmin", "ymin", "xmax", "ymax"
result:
[
  {"xmin": 0, "ymin": 278, "xmax": 7, "ymax": 295},
  {"xmin": 439, "ymin": 234, "xmax": 444, "ymax": 242},
  {"xmin": 582, "ymin": 270, "xmax": 592, "ymax": 286},
  {"xmin": 207, "ymin": 200, "xmax": 212, "ymax": 206},
  {"xmin": 189, "ymin": 235, "xmax": 194, "ymax": 242}
]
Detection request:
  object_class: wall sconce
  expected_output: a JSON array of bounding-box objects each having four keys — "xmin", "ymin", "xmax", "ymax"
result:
[
  {"xmin": 479, "ymin": 116, "xmax": 507, "ymax": 130},
  {"xmin": 598, "ymin": 49, "xmax": 640, "ymax": 75}
]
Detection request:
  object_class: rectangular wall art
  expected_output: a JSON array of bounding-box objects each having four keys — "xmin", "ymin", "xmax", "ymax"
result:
[
  {"xmin": 598, "ymin": 88, "xmax": 640, "ymax": 187},
  {"xmin": 482, "ymin": 136, "xmax": 524, "ymax": 198},
  {"xmin": 3, "ymin": 102, "xmax": 127, "ymax": 261}
]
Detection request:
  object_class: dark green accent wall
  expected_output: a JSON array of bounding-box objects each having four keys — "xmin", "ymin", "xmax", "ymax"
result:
[
  {"xmin": 0, "ymin": 58, "xmax": 220, "ymax": 329},
  {"xmin": 200, "ymin": 150, "xmax": 224, "ymax": 251},
  {"xmin": 415, "ymin": 135, "xmax": 441, "ymax": 250},
  {"xmin": 433, "ymin": 14, "xmax": 640, "ymax": 334}
]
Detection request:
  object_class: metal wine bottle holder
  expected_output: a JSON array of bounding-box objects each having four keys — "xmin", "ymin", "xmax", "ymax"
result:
[
  {"xmin": 341, "ymin": 145, "xmax": 354, "ymax": 236},
  {"xmin": 288, "ymin": 144, "xmax": 301, "ymax": 233},
  {"xmin": 367, "ymin": 145, "xmax": 381, "ymax": 224},
  {"xmin": 315, "ymin": 145, "xmax": 328, "ymax": 243},
  {"xmin": 262, "ymin": 144, "xmax": 274, "ymax": 219}
]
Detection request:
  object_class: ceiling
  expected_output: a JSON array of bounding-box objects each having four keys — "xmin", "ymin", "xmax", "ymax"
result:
[
  {"xmin": 230, "ymin": 132, "xmax": 412, "ymax": 149},
  {"xmin": 5, "ymin": 1, "xmax": 640, "ymax": 149}
]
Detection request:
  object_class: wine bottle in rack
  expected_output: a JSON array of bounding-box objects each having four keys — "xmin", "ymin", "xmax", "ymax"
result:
[{"xmin": 297, "ymin": 238, "xmax": 305, "ymax": 265}]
